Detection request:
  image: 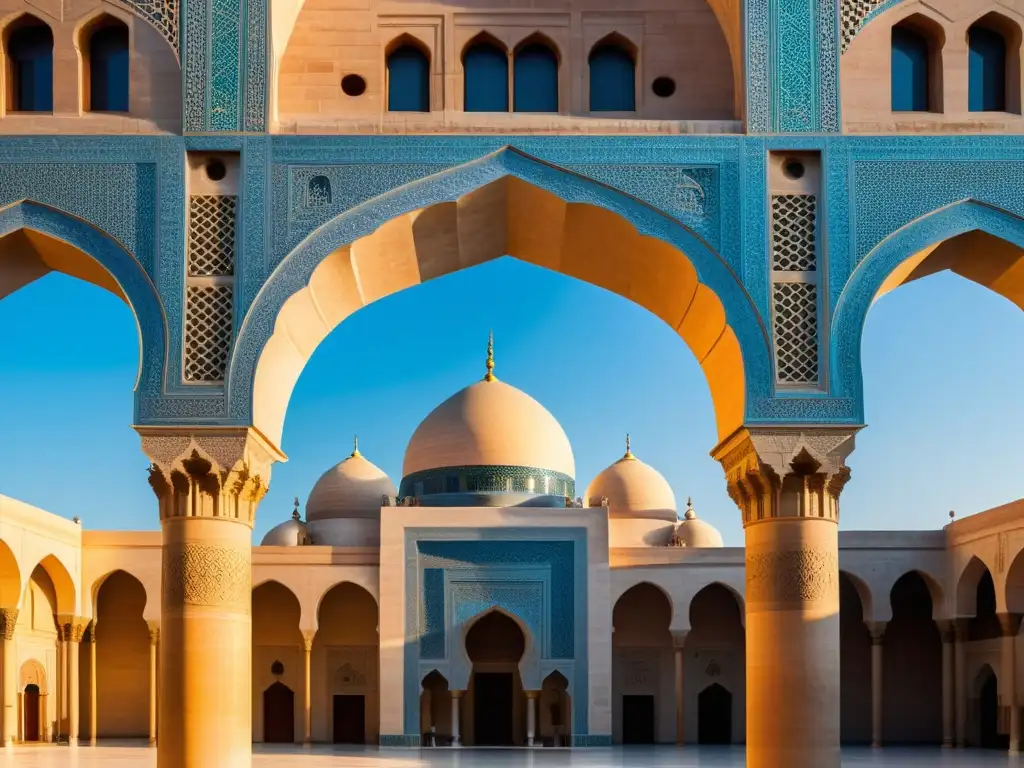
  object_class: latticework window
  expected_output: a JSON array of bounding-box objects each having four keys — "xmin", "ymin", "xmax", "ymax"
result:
[
  {"xmin": 188, "ymin": 195, "xmax": 236, "ymax": 276},
  {"xmin": 773, "ymin": 283, "xmax": 819, "ymax": 384},
  {"xmin": 771, "ymin": 195, "xmax": 817, "ymax": 271},
  {"xmin": 184, "ymin": 285, "xmax": 233, "ymax": 382}
]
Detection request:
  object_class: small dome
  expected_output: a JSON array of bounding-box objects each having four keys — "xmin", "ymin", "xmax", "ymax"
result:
[
  {"xmin": 585, "ymin": 436, "xmax": 676, "ymax": 522},
  {"xmin": 671, "ymin": 499, "xmax": 724, "ymax": 548},
  {"xmin": 402, "ymin": 336, "xmax": 574, "ymax": 479},
  {"xmin": 261, "ymin": 501, "xmax": 310, "ymax": 546},
  {"xmin": 307, "ymin": 439, "xmax": 397, "ymax": 522}
]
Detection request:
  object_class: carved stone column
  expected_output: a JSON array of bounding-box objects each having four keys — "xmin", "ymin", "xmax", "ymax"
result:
[
  {"xmin": 672, "ymin": 629, "xmax": 688, "ymax": 746},
  {"xmin": 938, "ymin": 620, "xmax": 954, "ymax": 748},
  {"xmin": 954, "ymin": 619, "xmax": 968, "ymax": 747},
  {"xmin": 526, "ymin": 690, "xmax": 539, "ymax": 746},
  {"xmin": 999, "ymin": 613, "xmax": 1022, "ymax": 755},
  {"xmin": 88, "ymin": 624, "xmax": 97, "ymax": 746},
  {"xmin": 714, "ymin": 427, "xmax": 855, "ymax": 768},
  {"xmin": 868, "ymin": 621, "xmax": 885, "ymax": 748},
  {"xmin": 301, "ymin": 630, "xmax": 314, "ymax": 746},
  {"xmin": 451, "ymin": 690, "xmax": 464, "ymax": 746},
  {"xmin": 147, "ymin": 622, "xmax": 159, "ymax": 746},
  {"xmin": 1, "ymin": 609, "xmax": 17, "ymax": 747},
  {"xmin": 139, "ymin": 427, "xmax": 282, "ymax": 768},
  {"xmin": 57, "ymin": 617, "xmax": 87, "ymax": 746}
]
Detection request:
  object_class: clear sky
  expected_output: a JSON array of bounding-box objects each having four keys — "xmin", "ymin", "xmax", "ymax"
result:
[{"xmin": 1, "ymin": 257, "xmax": 1021, "ymax": 546}]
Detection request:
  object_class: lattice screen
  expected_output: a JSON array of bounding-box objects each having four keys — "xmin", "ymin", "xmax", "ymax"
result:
[
  {"xmin": 184, "ymin": 193, "xmax": 236, "ymax": 383},
  {"xmin": 840, "ymin": 0, "xmax": 888, "ymax": 53},
  {"xmin": 770, "ymin": 193, "xmax": 820, "ymax": 386}
]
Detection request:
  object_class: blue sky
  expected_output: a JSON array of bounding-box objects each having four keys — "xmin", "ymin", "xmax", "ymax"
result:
[{"xmin": 1, "ymin": 258, "xmax": 1021, "ymax": 546}]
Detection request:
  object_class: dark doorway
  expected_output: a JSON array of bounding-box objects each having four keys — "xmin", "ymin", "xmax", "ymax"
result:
[
  {"xmin": 473, "ymin": 672, "xmax": 514, "ymax": 745},
  {"xmin": 24, "ymin": 684, "xmax": 40, "ymax": 741},
  {"xmin": 980, "ymin": 671, "xmax": 1002, "ymax": 749},
  {"xmin": 333, "ymin": 694, "xmax": 365, "ymax": 744},
  {"xmin": 698, "ymin": 683, "xmax": 732, "ymax": 744},
  {"xmin": 263, "ymin": 682, "xmax": 295, "ymax": 743},
  {"xmin": 622, "ymin": 694, "xmax": 655, "ymax": 744}
]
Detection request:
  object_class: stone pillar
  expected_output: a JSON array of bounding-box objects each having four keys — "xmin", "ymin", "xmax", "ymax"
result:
[
  {"xmin": 88, "ymin": 624, "xmax": 97, "ymax": 746},
  {"xmin": 301, "ymin": 631, "xmax": 314, "ymax": 746},
  {"xmin": 715, "ymin": 427, "xmax": 855, "ymax": 768},
  {"xmin": 999, "ymin": 613, "xmax": 1022, "ymax": 755},
  {"xmin": 526, "ymin": 690, "xmax": 538, "ymax": 746},
  {"xmin": 672, "ymin": 629, "xmax": 688, "ymax": 746},
  {"xmin": 954, "ymin": 619, "xmax": 968, "ymax": 747},
  {"xmin": 139, "ymin": 428, "xmax": 281, "ymax": 768},
  {"xmin": 451, "ymin": 690, "xmax": 464, "ymax": 746},
  {"xmin": 60, "ymin": 618, "xmax": 86, "ymax": 746},
  {"xmin": 56, "ymin": 629, "xmax": 66, "ymax": 737},
  {"xmin": 940, "ymin": 621, "xmax": 954, "ymax": 748},
  {"xmin": 868, "ymin": 621, "xmax": 885, "ymax": 748},
  {"xmin": 1, "ymin": 609, "xmax": 17, "ymax": 747},
  {"xmin": 148, "ymin": 622, "xmax": 159, "ymax": 746}
]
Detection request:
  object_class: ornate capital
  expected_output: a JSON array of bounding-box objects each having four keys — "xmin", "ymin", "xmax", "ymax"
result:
[
  {"xmin": 57, "ymin": 615, "xmax": 89, "ymax": 643},
  {"xmin": 671, "ymin": 629, "xmax": 689, "ymax": 649},
  {"xmin": 712, "ymin": 427, "xmax": 858, "ymax": 525},
  {"xmin": 301, "ymin": 630, "xmax": 315, "ymax": 653},
  {"xmin": 998, "ymin": 612, "xmax": 1022, "ymax": 638},
  {"xmin": 867, "ymin": 621, "xmax": 887, "ymax": 645},
  {"xmin": 147, "ymin": 620, "xmax": 160, "ymax": 645},
  {"xmin": 136, "ymin": 426, "xmax": 285, "ymax": 526},
  {"xmin": 0, "ymin": 608, "xmax": 18, "ymax": 640}
]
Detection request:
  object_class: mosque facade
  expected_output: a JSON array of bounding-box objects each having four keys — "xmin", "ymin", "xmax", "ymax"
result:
[{"xmin": 0, "ymin": 0, "xmax": 1023, "ymax": 765}]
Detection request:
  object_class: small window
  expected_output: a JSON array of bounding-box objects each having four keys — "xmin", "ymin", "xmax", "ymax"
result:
[
  {"xmin": 588, "ymin": 41, "xmax": 635, "ymax": 112},
  {"xmin": 463, "ymin": 38, "xmax": 508, "ymax": 112},
  {"xmin": 387, "ymin": 43, "xmax": 429, "ymax": 113},
  {"xmin": 88, "ymin": 20, "xmax": 130, "ymax": 112},
  {"xmin": 968, "ymin": 24, "xmax": 1007, "ymax": 112},
  {"xmin": 513, "ymin": 41, "xmax": 558, "ymax": 113},
  {"xmin": 271, "ymin": 660, "xmax": 284, "ymax": 676},
  {"xmin": 891, "ymin": 25, "xmax": 931, "ymax": 111},
  {"xmin": 307, "ymin": 175, "xmax": 331, "ymax": 206},
  {"xmin": 7, "ymin": 18, "xmax": 53, "ymax": 112}
]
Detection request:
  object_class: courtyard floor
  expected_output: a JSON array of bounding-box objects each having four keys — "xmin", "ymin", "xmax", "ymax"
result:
[{"xmin": 0, "ymin": 744, "xmax": 1022, "ymax": 766}]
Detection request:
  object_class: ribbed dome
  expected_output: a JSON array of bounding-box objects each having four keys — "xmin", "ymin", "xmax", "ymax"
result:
[
  {"xmin": 585, "ymin": 437, "xmax": 676, "ymax": 522},
  {"xmin": 672, "ymin": 500, "xmax": 724, "ymax": 548},
  {"xmin": 307, "ymin": 440, "xmax": 397, "ymax": 522},
  {"xmin": 402, "ymin": 372, "xmax": 574, "ymax": 479},
  {"xmin": 260, "ymin": 503, "xmax": 310, "ymax": 546}
]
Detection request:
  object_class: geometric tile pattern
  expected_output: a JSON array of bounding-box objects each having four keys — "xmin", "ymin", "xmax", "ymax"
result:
[
  {"xmin": 841, "ymin": 0, "xmax": 889, "ymax": 53},
  {"xmin": 771, "ymin": 195, "xmax": 817, "ymax": 271},
  {"xmin": 772, "ymin": 282, "xmax": 819, "ymax": 385},
  {"xmin": 184, "ymin": 284, "xmax": 233, "ymax": 382},
  {"xmin": 188, "ymin": 196, "xmax": 236, "ymax": 276},
  {"xmin": 121, "ymin": 0, "xmax": 179, "ymax": 55}
]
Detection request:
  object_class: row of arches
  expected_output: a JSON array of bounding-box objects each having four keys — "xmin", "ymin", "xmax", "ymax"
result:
[
  {"xmin": 385, "ymin": 33, "xmax": 637, "ymax": 114},
  {"xmin": 5, "ymin": 13, "xmax": 129, "ymax": 113},
  {"xmin": 891, "ymin": 13, "xmax": 1020, "ymax": 113}
]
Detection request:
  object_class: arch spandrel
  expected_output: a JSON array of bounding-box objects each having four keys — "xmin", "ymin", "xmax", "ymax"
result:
[{"xmin": 232, "ymin": 148, "xmax": 770, "ymax": 450}]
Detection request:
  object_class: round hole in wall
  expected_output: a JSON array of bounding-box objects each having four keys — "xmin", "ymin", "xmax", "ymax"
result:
[
  {"xmin": 271, "ymin": 661, "xmax": 284, "ymax": 676},
  {"xmin": 782, "ymin": 159, "xmax": 806, "ymax": 180},
  {"xmin": 341, "ymin": 74, "xmax": 367, "ymax": 97},
  {"xmin": 204, "ymin": 158, "xmax": 227, "ymax": 182},
  {"xmin": 651, "ymin": 77, "xmax": 676, "ymax": 98}
]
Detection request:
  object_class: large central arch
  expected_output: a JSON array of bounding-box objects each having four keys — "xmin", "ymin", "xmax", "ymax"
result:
[{"xmin": 231, "ymin": 148, "xmax": 770, "ymax": 450}]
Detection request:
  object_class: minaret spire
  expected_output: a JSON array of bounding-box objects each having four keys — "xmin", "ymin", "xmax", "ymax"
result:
[
  {"xmin": 351, "ymin": 435, "xmax": 361, "ymax": 458},
  {"xmin": 623, "ymin": 433, "xmax": 635, "ymax": 460},
  {"xmin": 484, "ymin": 330, "xmax": 497, "ymax": 382}
]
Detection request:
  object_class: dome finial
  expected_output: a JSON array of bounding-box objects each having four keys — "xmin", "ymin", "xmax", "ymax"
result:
[
  {"xmin": 622, "ymin": 433, "xmax": 635, "ymax": 461},
  {"xmin": 484, "ymin": 330, "xmax": 497, "ymax": 382},
  {"xmin": 684, "ymin": 497, "xmax": 696, "ymax": 520},
  {"xmin": 351, "ymin": 435, "xmax": 361, "ymax": 458},
  {"xmin": 292, "ymin": 496, "xmax": 301, "ymax": 521}
]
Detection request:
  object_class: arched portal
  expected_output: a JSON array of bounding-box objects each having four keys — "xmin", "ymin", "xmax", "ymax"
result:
[
  {"xmin": 972, "ymin": 664, "xmax": 1002, "ymax": 749},
  {"xmin": 540, "ymin": 671, "xmax": 570, "ymax": 747},
  {"xmin": 314, "ymin": 582, "xmax": 379, "ymax": 744},
  {"xmin": 236, "ymin": 151, "xmax": 768, "ymax": 451},
  {"xmin": 23, "ymin": 683, "xmax": 41, "ymax": 741},
  {"xmin": 698, "ymin": 683, "xmax": 732, "ymax": 744},
  {"xmin": 18, "ymin": 660, "xmax": 47, "ymax": 742},
  {"xmin": 612, "ymin": 582, "xmax": 672, "ymax": 744},
  {"xmin": 419, "ymin": 670, "xmax": 450, "ymax": 745},
  {"xmin": 839, "ymin": 571, "xmax": 872, "ymax": 744},
  {"xmin": 94, "ymin": 570, "xmax": 149, "ymax": 737},
  {"xmin": 464, "ymin": 610, "xmax": 526, "ymax": 746},
  {"xmin": 688, "ymin": 583, "xmax": 745, "ymax": 745},
  {"xmin": 262, "ymin": 682, "xmax": 295, "ymax": 743},
  {"xmin": 252, "ymin": 581, "xmax": 302, "ymax": 742}
]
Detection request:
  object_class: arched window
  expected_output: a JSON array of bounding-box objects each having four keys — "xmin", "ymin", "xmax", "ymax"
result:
[
  {"xmin": 891, "ymin": 24, "xmax": 932, "ymax": 111},
  {"xmin": 968, "ymin": 24, "xmax": 1007, "ymax": 112},
  {"xmin": 7, "ymin": 18, "xmax": 53, "ymax": 112},
  {"xmin": 513, "ymin": 40, "xmax": 558, "ymax": 113},
  {"xmin": 588, "ymin": 41, "xmax": 635, "ymax": 112},
  {"xmin": 387, "ymin": 43, "xmax": 429, "ymax": 113},
  {"xmin": 87, "ymin": 20, "xmax": 129, "ymax": 112},
  {"xmin": 463, "ymin": 38, "xmax": 508, "ymax": 112}
]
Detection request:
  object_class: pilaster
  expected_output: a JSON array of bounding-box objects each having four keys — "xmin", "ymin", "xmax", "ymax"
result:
[{"xmin": 1, "ymin": 609, "xmax": 17, "ymax": 747}]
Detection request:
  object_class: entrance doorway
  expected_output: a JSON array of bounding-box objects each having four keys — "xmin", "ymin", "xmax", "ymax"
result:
[
  {"xmin": 979, "ymin": 670, "xmax": 1001, "ymax": 748},
  {"xmin": 333, "ymin": 694, "xmax": 365, "ymax": 744},
  {"xmin": 23, "ymin": 684, "xmax": 40, "ymax": 742},
  {"xmin": 263, "ymin": 682, "xmax": 295, "ymax": 743},
  {"xmin": 473, "ymin": 672, "xmax": 514, "ymax": 745},
  {"xmin": 698, "ymin": 683, "xmax": 732, "ymax": 744},
  {"xmin": 622, "ymin": 694, "xmax": 655, "ymax": 744}
]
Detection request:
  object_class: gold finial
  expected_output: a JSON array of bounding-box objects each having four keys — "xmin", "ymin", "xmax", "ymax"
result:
[
  {"xmin": 684, "ymin": 497, "xmax": 696, "ymax": 520},
  {"xmin": 351, "ymin": 435, "xmax": 361, "ymax": 458},
  {"xmin": 484, "ymin": 331, "xmax": 497, "ymax": 382},
  {"xmin": 292, "ymin": 497, "xmax": 301, "ymax": 521},
  {"xmin": 622, "ymin": 433, "xmax": 635, "ymax": 460}
]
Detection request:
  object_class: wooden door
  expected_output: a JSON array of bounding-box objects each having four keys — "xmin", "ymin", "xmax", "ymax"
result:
[
  {"xmin": 262, "ymin": 682, "xmax": 295, "ymax": 743},
  {"xmin": 24, "ymin": 684, "xmax": 40, "ymax": 741},
  {"xmin": 332, "ymin": 695, "xmax": 365, "ymax": 744}
]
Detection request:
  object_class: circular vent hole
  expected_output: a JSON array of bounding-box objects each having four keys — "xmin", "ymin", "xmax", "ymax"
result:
[
  {"xmin": 204, "ymin": 159, "xmax": 227, "ymax": 182},
  {"xmin": 783, "ymin": 159, "xmax": 806, "ymax": 180},
  {"xmin": 341, "ymin": 74, "xmax": 367, "ymax": 97},
  {"xmin": 651, "ymin": 77, "xmax": 676, "ymax": 98},
  {"xmin": 271, "ymin": 661, "xmax": 284, "ymax": 676}
]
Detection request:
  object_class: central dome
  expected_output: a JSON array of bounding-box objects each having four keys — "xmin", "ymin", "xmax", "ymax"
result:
[{"xmin": 400, "ymin": 335, "xmax": 575, "ymax": 506}]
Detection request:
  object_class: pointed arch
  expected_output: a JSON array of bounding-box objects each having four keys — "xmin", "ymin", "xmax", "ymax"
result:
[
  {"xmin": 513, "ymin": 33, "xmax": 559, "ymax": 113},
  {"xmin": 832, "ymin": 200, "xmax": 1024, "ymax": 411},
  {"xmin": 588, "ymin": 33, "xmax": 636, "ymax": 113},
  {"xmin": 455, "ymin": 604, "xmax": 539, "ymax": 691},
  {"xmin": 462, "ymin": 32, "xmax": 508, "ymax": 112},
  {"xmin": 78, "ymin": 13, "xmax": 130, "ymax": 113},
  {"xmin": 386, "ymin": 34, "xmax": 430, "ymax": 113},
  {"xmin": 612, "ymin": 580, "xmax": 675, "ymax": 628},
  {"xmin": 891, "ymin": 14, "xmax": 944, "ymax": 112},
  {"xmin": 956, "ymin": 555, "xmax": 994, "ymax": 617},
  {"xmin": 4, "ymin": 13, "xmax": 53, "ymax": 113},
  {"xmin": 234, "ymin": 149, "xmax": 768, "ymax": 451},
  {"xmin": 0, "ymin": 538, "xmax": 19, "ymax": 609},
  {"xmin": 968, "ymin": 12, "xmax": 1021, "ymax": 114},
  {"xmin": 28, "ymin": 553, "xmax": 76, "ymax": 616},
  {"xmin": 91, "ymin": 568, "xmax": 154, "ymax": 621},
  {"xmin": 839, "ymin": 569, "xmax": 875, "ymax": 622}
]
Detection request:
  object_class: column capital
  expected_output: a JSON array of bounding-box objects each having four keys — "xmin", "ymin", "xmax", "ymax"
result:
[
  {"xmin": 712, "ymin": 427, "xmax": 858, "ymax": 525},
  {"xmin": 0, "ymin": 608, "xmax": 17, "ymax": 640},
  {"xmin": 301, "ymin": 629, "xmax": 315, "ymax": 652},
  {"xmin": 57, "ymin": 615, "xmax": 90, "ymax": 643},
  {"xmin": 954, "ymin": 617, "xmax": 970, "ymax": 642},
  {"xmin": 525, "ymin": 690, "xmax": 541, "ymax": 700},
  {"xmin": 451, "ymin": 689, "xmax": 465, "ymax": 699},
  {"xmin": 671, "ymin": 629, "xmax": 689, "ymax": 649},
  {"xmin": 136, "ymin": 426, "xmax": 286, "ymax": 526},
  {"xmin": 998, "ymin": 612, "xmax": 1022, "ymax": 637},
  {"xmin": 867, "ymin": 621, "xmax": 887, "ymax": 645},
  {"xmin": 935, "ymin": 619, "xmax": 956, "ymax": 643},
  {"xmin": 147, "ymin": 620, "xmax": 160, "ymax": 645}
]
